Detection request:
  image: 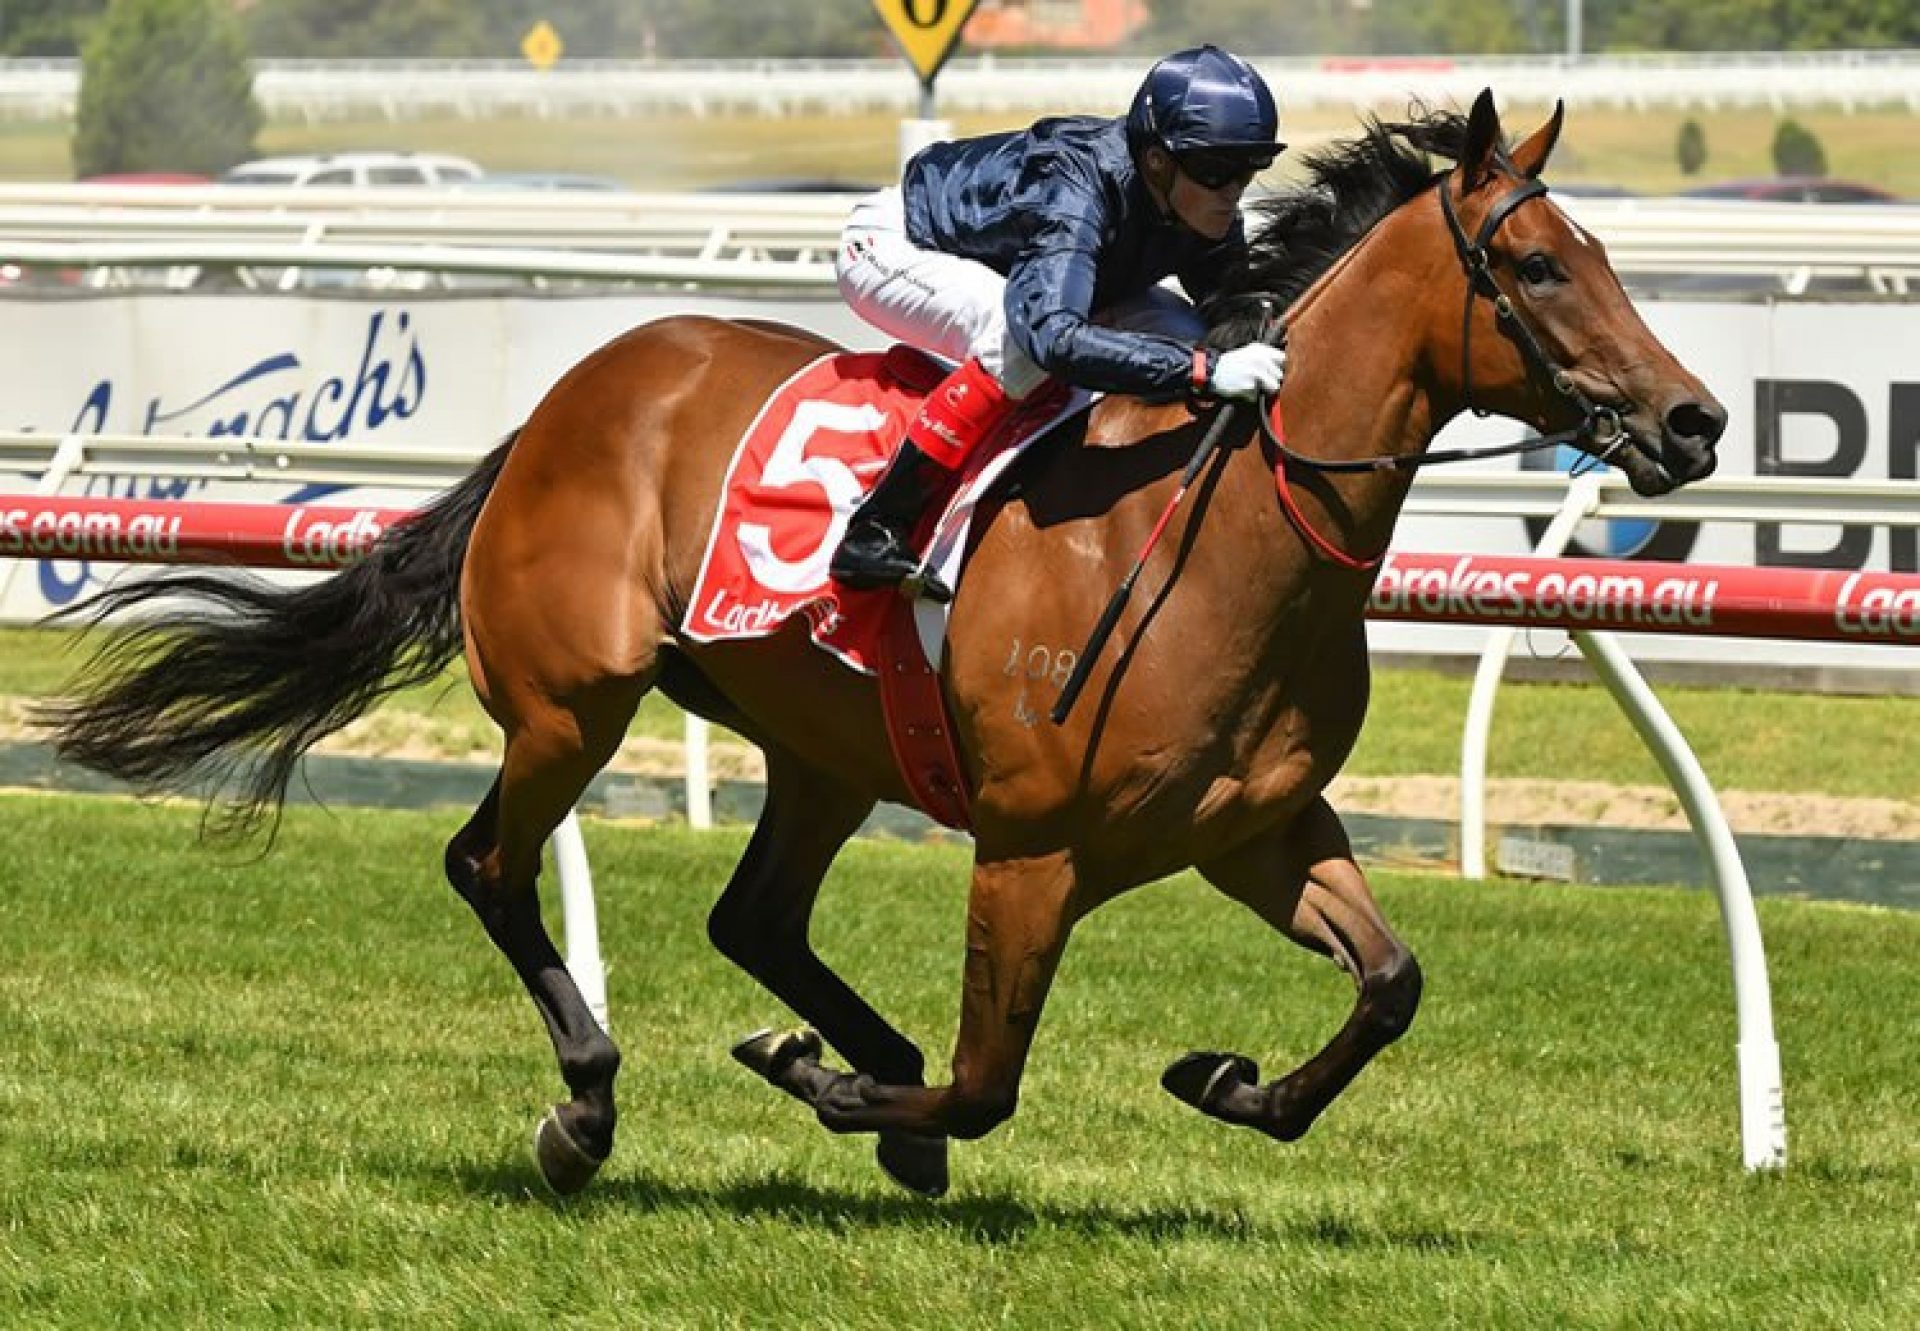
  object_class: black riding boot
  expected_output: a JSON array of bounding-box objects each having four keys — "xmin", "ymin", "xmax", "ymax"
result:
[{"xmin": 831, "ymin": 441, "xmax": 954, "ymax": 601}]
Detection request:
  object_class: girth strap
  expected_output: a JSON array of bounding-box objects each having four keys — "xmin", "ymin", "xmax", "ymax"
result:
[{"xmin": 874, "ymin": 597, "xmax": 972, "ymax": 832}]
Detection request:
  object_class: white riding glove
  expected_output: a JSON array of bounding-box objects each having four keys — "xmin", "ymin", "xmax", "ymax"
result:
[{"xmin": 1207, "ymin": 343, "xmax": 1288, "ymax": 402}]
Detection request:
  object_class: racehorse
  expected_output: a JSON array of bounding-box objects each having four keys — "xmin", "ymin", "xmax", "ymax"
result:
[{"xmin": 42, "ymin": 93, "xmax": 1724, "ymax": 1200}]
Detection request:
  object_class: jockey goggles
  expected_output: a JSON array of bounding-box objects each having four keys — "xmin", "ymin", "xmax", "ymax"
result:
[{"xmin": 1177, "ymin": 146, "xmax": 1280, "ymax": 190}]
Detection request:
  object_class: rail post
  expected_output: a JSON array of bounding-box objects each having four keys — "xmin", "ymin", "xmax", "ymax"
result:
[
  {"xmin": 1459, "ymin": 472, "xmax": 1604, "ymax": 878},
  {"xmin": 1573, "ymin": 628, "xmax": 1787, "ymax": 1170}
]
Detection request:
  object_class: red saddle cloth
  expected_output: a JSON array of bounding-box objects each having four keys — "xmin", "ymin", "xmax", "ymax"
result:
[{"xmin": 683, "ymin": 346, "xmax": 1064, "ymax": 832}]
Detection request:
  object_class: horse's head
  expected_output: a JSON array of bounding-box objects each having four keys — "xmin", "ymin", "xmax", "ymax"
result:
[{"xmin": 1440, "ymin": 90, "xmax": 1725, "ymax": 495}]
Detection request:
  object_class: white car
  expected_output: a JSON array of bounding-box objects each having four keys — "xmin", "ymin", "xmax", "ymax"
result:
[{"xmin": 219, "ymin": 151, "xmax": 484, "ymax": 188}]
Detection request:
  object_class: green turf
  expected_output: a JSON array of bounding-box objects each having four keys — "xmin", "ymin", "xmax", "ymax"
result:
[
  {"xmin": 1350, "ymin": 668, "xmax": 1920, "ymax": 799},
  {"xmin": 1, "ymin": 794, "xmax": 1915, "ymax": 1328}
]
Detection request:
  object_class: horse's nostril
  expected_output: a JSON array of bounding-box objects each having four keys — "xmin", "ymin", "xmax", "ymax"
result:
[{"xmin": 1666, "ymin": 399, "xmax": 1728, "ymax": 446}]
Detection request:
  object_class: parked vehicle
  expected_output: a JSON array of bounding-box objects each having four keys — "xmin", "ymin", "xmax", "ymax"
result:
[
  {"xmin": 1553, "ymin": 182, "xmax": 1640, "ymax": 199},
  {"xmin": 1675, "ymin": 176, "xmax": 1900, "ymax": 204},
  {"xmin": 699, "ymin": 176, "xmax": 878, "ymax": 194},
  {"xmin": 460, "ymin": 171, "xmax": 629, "ymax": 193},
  {"xmin": 78, "ymin": 173, "xmax": 214, "ymax": 186},
  {"xmin": 219, "ymin": 151, "xmax": 483, "ymax": 188}
]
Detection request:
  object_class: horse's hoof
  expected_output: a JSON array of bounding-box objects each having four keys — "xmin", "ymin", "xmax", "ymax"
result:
[
  {"xmin": 877, "ymin": 1132, "xmax": 949, "ymax": 1199},
  {"xmin": 731, "ymin": 1026, "xmax": 823, "ymax": 1083},
  {"xmin": 533, "ymin": 1106, "xmax": 608, "ymax": 1197},
  {"xmin": 1161, "ymin": 1051, "xmax": 1261, "ymax": 1117}
]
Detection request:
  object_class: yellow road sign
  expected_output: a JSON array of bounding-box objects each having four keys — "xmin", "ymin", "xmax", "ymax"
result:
[
  {"xmin": 870, "ymin": 0, "xmax": 979, "ymax": 87},
  {"xmin": 521, "ymin": 20, "xmax": 564, "ymax": 71}
]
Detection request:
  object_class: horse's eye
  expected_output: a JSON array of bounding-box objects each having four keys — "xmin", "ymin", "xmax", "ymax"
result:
[{"xmin": 1518, "ymin": 254, "xmax": 1557, "ymax": 286}]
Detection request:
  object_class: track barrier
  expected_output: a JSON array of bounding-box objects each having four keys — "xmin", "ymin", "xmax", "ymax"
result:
[{"xmin": 9, "ymin": 493, "xmax": 1910, "ymax": 644}]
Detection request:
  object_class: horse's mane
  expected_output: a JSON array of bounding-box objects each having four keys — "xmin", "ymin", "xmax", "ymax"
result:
[{"xmin": 1203, "ymin": 107, "xmax": 1472, "ymax": 347}]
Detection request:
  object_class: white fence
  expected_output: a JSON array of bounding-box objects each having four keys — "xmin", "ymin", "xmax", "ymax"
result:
[
  {"xmin": 6, "ymin": 185, "xmax": 1920, "ymax": 294},
  {"xmin": 6, "ymin": 52, "xmax": 1920, "ymax": 122}
]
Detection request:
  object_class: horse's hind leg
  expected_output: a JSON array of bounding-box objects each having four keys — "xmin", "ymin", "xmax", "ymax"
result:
[
  {"xmin": 1168, "ymin": 796, "xmax": 1423, "ymax": 1142},
  {"xmin": 714, "ymin": 749, "xmax": 949, "ymax": 1196},
  {"xmin": 753, "ymin": 850, "xmax": 1082, "ymax": 1149},
  {"xmin": 444, "ymin": 677, "xmax": 642, "ymax": 1195}
]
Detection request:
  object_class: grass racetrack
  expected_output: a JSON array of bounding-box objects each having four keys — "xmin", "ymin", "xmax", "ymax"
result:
[{"xmin": 3, "ymin": 795, "xmax": 1917, "ymax": 1328}]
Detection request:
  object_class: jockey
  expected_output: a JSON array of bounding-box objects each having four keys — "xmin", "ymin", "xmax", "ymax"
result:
[{"xmin": 831, "ymin": 44, "xmax": 1290, "ymax": 600}]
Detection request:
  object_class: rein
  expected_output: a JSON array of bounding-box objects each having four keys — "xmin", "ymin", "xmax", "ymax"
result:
[{"xmin": 1260, "ymin": 168, "xmax": 1631, "ymax": 568}]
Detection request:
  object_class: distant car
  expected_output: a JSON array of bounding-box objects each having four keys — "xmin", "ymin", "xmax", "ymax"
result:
[
  {"xmin": 699, "ymin": 177, "xmax": 879, "ymax": 194},
  {"xmin": 1675, "ymin": 176, "xmax": 1900, "ymax": 204},
  {"xmin": 461, "ymin": 171, "xmax": 630, "ymax": 193},
  {"xmin": 1554, "ymin": 182, "xmax": 1640, "ymax": 199},
  {"xmin": 219, "ymin": 151, "xmax": 483, "ymax": 188},
  {"xmin": 78, "ymin": 172, "xmax": 214, "ymax": 186}
]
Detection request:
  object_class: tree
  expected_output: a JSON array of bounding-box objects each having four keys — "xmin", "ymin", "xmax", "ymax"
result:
[
  {"xmin": 244, "ymin": 0, "xmax": 498, "ymax": 59},
  {"xmin": 1675, "ymin": 118, "xmax": 1706, "ymax": 176},
  {"xmin": 242, "ymin": 0, "xmax": 877, "ymax": 59},
  {"xmin": 0, "ymin": 0, "xmax": 107, "ymax": 56},
  {"xmin": 71, "ymin": 0, "xmax": 262, "ymax": 178},
  {"xmin": 630, "ymin": 0, "xmax": 878, "ymax": 58},
  {"xmin": 1771, "ymin": 119, "xmax": 1827, "ymax": 177},
  {"xmin": 1592, "ymin": 0, "xmax": 1920, "ymax": 52}
]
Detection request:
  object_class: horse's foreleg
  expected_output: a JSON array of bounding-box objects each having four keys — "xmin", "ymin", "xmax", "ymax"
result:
[
  {"xmin": 712, "ymin": 750, "xmax": 949, "ymax": 1195},
  {"xmin": 796, "ymin": 851, "xmax": 1078, "ymax": 1145},
  {"xmin": 1172, "ymin": 796, "xmax": 1422, "ymax": 1142},
  {"xmin": 445, "ymin": 688, "xmax": 638, "ymax": 1195}
]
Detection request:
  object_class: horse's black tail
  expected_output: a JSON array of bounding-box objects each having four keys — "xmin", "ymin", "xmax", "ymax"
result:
[{"xmin": 35, "ymin": 434, "xmax": 517, "ymax": 839}]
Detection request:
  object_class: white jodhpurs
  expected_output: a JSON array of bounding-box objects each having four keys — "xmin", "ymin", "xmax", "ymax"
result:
[{"xmin": 836, "ymin": 187, "xmax": 1207, "ymax": 400}]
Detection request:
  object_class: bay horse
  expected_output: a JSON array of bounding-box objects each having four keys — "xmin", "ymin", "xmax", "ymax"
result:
[{"xmin": 42, "ymin": 93, "xmax": 1723, "ymax": 1199}]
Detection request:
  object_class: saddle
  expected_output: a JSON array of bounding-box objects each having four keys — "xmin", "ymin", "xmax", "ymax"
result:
[{"xmin": 681, "ymin": 347, "xmax": 1087, "ymax": 830}]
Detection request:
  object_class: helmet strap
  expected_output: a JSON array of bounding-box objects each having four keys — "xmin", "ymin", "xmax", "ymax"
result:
[{"xmin": 1137, "ymin": 143, "xmax": 1179, "ymax": 221}]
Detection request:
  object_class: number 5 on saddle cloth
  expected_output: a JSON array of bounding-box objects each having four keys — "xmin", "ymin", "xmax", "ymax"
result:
[{"xmin": 681, "ymin": 345, "xmax": 1088, "ymax": 828}]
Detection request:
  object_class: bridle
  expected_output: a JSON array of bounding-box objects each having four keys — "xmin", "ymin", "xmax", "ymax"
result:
[
  {"xmin": 1256, "ymin": 164, "xmax": 1633, "ymax": 569},
  {"xmin": 1437, "ymin": 168, "xmax": 1626, "ymax": 458}
]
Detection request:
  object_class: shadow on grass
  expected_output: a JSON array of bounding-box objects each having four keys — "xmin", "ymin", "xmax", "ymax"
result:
[
  {"xmin": 450, "ymin": 1154, "xmax": 1490, "ymax": 1253},
  {"xmin": 451, "ymin": 1154, "xmax": 1266, "ymax": 1242}
]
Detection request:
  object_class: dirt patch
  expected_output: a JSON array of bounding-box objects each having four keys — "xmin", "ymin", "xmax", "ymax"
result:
[
  {"xmin": 6, "ymin": 698, "xmax": 1913, "ymax": 841},
  {"xmin": 1327, "ymin": 774, "xmax": 1920, "ymax": 843}
]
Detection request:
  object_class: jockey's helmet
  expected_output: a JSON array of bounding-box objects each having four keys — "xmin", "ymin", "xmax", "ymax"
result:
[{"xmin": 1126, "ymin": 46, "xmax": 1285, "ymax": 163}]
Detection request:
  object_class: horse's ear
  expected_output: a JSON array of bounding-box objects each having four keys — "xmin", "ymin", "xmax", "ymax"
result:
[
  {"xmin": 1509, "ymin": 100, "xmax": 1565, "ymax": 179},
  {"xmin": 1460, "ymin": 88, "xmax": 1503, "ymax": 191}
]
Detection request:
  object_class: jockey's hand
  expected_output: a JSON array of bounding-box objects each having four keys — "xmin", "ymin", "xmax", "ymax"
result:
[{"xmin": 1209, "ymin": 342, "xmax": 1288, "ymax": 401}]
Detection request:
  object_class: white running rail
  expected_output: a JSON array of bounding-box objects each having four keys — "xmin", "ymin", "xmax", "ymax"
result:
[{"xmin": 5, "ymin": 188, "xmax": 1920, "ymax": 294}]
